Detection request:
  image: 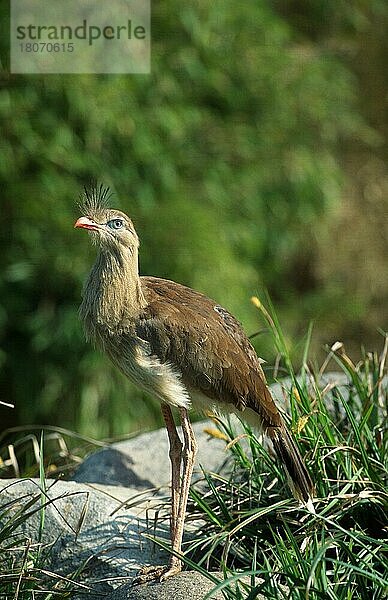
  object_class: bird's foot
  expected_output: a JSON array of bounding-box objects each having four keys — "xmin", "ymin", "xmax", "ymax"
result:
[
  {"xmin": 132, "ymin": 565, "xmax": 165, "ymax": 585},
  {"xmin": 132, "ymin": 561, "xmax": 182, "ymax": 585}
]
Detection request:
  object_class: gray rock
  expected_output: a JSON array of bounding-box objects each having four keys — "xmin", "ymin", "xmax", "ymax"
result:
[
  {"xmin": 114, "ymin": 571, "xmax": 273, "ymax": 600},
  {"xmin": 270, "ymin": 371, "xmax": 354, "ymax": 415},
  {"xmin": 113, "ymin": 572, "xmax": 224, "ymax": 600},
  {"xmin": 73, "ymin": 421, "xmax": 230, "ymax": 489},
  {"xmin": 0, "ymin": 478, "xmax": 169, "ymax": 571},
  {"xmin": 72, "ymin": 447, "xmax": 156, "ymax": 489},
  {"xmin": 0, "ymin": 418, "xmax": 231, "ymax": 599}
]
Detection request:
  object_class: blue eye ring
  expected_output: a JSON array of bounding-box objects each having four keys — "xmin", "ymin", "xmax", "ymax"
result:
[{"xmin": 107, "ymin": 218, "xmax": 124, "ymax": 230}]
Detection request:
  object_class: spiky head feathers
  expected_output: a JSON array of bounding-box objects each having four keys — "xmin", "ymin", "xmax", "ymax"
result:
[
  {"xmin": 75, "ymin": 184, "xmax": 139, "ymax": 253},
  {"xmin": 78, "ymin": 183, "xmax": 113, "ymax": 222}
]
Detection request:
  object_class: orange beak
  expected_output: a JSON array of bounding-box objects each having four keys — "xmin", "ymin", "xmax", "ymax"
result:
[{"xmin": 74, "ymin": 217, "xmax": 100, "ymax": 231}]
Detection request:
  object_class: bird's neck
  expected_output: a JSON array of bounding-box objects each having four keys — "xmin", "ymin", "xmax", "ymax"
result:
[{"xmin": 81, "ymin": 246, "xmax": 146, "ymax": 338}]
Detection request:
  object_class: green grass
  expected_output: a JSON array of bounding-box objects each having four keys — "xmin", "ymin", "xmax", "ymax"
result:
[
  {"xmin": 0, "ymin": 481, "xmax": 89, "ymax": 598},
  {"xmin": 182, "ymin": 299, "xmax": 388, "ymax": 599},
  {"xmin": 0, "ymin": 426, "xmax": 109, "ymax": 481}
]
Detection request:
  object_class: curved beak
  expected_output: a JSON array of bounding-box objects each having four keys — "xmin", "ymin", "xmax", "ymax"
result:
[{"xmin": 74, "ymin": 217, "xmax": 100, "ymax": 231}]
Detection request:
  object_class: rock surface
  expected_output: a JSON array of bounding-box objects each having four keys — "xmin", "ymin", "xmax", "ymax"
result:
[
  {"xmin": 0, "ymin": 420, "xmax": 231, "ymax": 599},
  {"xmin": 72, "ymin": 420, "xmax": 230, "ymax": 489},
  {"xmin": 113, "ymin": 572, "xmax": 226, "ymax": 600}
]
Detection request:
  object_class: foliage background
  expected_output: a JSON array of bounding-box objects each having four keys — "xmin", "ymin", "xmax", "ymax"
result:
[{"xmin": 0, "ymin": 1, "xmax": 387, "ymax": 438}]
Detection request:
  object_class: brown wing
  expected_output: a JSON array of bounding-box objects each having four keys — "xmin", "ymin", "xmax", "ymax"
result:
[{"xmin": 137, "ymin": 276, "xmax": 281, "ymax": 428}]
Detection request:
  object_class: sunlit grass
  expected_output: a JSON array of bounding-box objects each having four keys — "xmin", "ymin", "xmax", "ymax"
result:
[
  {"xmin": 0, "ymin": 457, "xmax": 94, "ymax": 598},
  {"xmin": 0, "ymin": 426, "xmax": 108, "ymax": 480}
]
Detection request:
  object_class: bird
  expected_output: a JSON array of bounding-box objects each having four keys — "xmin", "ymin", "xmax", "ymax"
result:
[{"xmin": 74, "ymin": 183, "xmax": 314, "ymax": 583}]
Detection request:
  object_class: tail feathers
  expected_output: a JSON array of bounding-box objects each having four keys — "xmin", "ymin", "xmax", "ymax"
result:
[{"xmin": 268, "ymin": 425, "xmax": 314, "ymax": 506}]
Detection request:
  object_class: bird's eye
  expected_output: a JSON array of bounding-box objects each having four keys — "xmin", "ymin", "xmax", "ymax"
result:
[{"xmin": 107, "ymin": 219, "xmax": 124, "ymax": 230}]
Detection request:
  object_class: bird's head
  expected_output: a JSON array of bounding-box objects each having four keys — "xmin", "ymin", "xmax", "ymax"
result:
[{"xmin": 74, "ymin": 184, "xmax": 139, "ymax": 254}]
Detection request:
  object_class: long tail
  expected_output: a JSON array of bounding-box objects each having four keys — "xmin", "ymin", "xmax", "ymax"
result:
[{"xmin": 268, "ymin": 424, "xmax": 314, "ymax": 504}]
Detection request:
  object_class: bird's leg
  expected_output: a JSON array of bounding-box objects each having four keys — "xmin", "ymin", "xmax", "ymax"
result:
[
  {"xmin": 160, "ymin": 402, "xmax": 183, "ymax": 541},
  {"xmin": 133, "ymin": 403, "xmax": 184, "ymax": 585},
  {"xmin": 133, "ymin": 407, "xmax": 198, "ymax": 585},
  {"xmin": 160, "ymin": 407, "xmax": 198, "ymax": 581}
]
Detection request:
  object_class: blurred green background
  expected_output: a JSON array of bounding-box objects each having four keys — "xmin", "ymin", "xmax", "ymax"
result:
[{"xmin": 0, "ymin": 1, "xmax": 387, "ymax": 438}]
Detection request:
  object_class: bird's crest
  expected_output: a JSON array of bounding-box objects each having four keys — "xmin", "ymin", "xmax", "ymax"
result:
[{"xmin": 79, "ymin": 182, "xmax": 114, "ymax": 219}]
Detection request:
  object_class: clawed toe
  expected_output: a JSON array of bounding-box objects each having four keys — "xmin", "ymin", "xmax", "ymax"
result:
[
  {"xmin": 132, "ymin": 562, "xmax": 182, "ymax": 585},
  {"xmin": 159, "ymin": 563, "xmax": 182, "ymax": 581},
  {"xmin": 132, "ymin": 565, "xmax": 165, "ymax": 585}
]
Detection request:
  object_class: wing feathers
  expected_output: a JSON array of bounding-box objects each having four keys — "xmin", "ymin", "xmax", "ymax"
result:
[{"xmin": 138, "ymin": 277, "xmax": 282, "ymax": 427}]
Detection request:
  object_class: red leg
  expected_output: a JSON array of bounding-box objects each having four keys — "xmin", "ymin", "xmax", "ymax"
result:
[
  {"xmin": 160, "ymin": 407, "xmax": 198, "ymax": 580},
  {"xmin": 161, "ymin": 402, "xmax": 183, "ymax": 542},
  {"xmin": 133, "ymin": 405, "xmax": 198, "ymax": 584}
]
